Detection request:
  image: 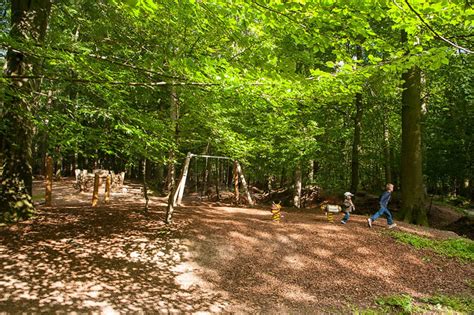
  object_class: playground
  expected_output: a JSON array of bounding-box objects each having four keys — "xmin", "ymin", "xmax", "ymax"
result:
[{"xmin": 0, "ymin": 179, "xmax": 472, "ymax": 313}]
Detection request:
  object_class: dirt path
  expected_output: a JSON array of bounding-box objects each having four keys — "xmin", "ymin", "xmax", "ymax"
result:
[{"xmin": 0, "ymin": 179, "xmax": 472, "ymax": 313}]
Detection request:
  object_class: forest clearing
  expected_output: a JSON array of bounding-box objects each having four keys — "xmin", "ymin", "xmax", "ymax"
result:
[
  {"xmin": 1, "ymin": 0, "xmax": 474, "ymax": 314},
  {"xmin": 0, "ymin": 179, "xmax": 473, "ymax": 313}
]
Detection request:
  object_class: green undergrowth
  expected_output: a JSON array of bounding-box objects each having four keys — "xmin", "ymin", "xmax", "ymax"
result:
[
  {"xmin": 353, "ymin": 294, "xmax": 474, "ymax": 314},
  {"xmin": 432, "ymin": 197, "xmax": 473, "ymax": 217},
  {"xmin": 389, "ymin": 231, "xmax": 474, "ymax": 261}
]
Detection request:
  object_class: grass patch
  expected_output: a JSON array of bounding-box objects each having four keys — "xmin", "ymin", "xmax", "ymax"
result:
[
  {"xmin": 466, "ymin": 279, "xmax": 474, "ymax": 289},
  {"xmin": 390, "ymin": 231, "xmax": 474, "ymax": 261},
  {"xmin": 375, "ymin": 294, "xmax": 415, "ymax": 314},
  {"xmin": 420, "ymin": 295, "xmax": 474, "ymax": 313},
  {"xmin": 365, "ymin": 294, "xmax": 474, "ymax": 314}
]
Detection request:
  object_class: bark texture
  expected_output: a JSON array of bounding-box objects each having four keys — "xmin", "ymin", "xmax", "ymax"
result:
[
  {"xmin": 1, "ymin": 0, "xmax": 51, "ymax": 221},
  {"xmin": 400, "ymin": 65, "xmax": 427, "ymax": 225}
]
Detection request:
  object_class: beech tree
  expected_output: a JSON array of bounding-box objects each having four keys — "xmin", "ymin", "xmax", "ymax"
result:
[
  {"xmin": 1, "ymin": 0, "xmax": 52, "ymax": 220},
  {"xmin": 1, "ymin": 0, "xmax": 472, "ymax": 222}
]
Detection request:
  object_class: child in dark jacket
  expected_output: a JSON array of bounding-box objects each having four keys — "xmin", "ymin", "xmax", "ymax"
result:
[{"xmin": 367, "ymin": 183, "xmax": 397, "ymax": 229}]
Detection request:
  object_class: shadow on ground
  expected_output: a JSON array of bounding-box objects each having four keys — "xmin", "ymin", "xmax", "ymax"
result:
[{"xmin": 0, "ymin": 204, "xmax": 233, "ymax": 313}]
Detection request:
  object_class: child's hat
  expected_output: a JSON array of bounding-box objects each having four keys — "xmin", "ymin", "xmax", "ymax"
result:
[{"xmin": 344, "ymin": 192, "xmax": 354, "ymax": 197}]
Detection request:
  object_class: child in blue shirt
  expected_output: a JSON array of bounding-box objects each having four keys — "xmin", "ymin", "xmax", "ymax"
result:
[{"xmin": 367, "ymin": 183, "xmax": 397, "ymax": 229}]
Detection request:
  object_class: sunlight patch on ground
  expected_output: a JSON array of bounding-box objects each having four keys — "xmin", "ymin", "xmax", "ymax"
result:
[
  {"xmin": 259, "ymin": 273, "xmax": 316, "ymax": 303},
  {"xmin": 282, "ymin": 254, "xmax": 307, "ymax": 270},
  {"xmin": 254, "ymin": 231, "xmax": 273, "ymax": 239},
  {"xmin": 229, "ymin": 231, "xmax": 259, "ymax": 246},
  {"xmin": 208, "ymin": 206, "xmax": 268, "ymax": 216},
  {"xmin": 282, "ymin": 285, "xmax": 317, "ymax": 303},
  {"xmin": 275, "ymin": 234, "xmax": 291, "ymax": 243},
  {"xmin": 360, "ymin": 261, "xmax": 395, "ymax": 278},
  {"xmin": 318, "ymin": 225, "xmax": 343, "ymax": 233},
  {"xmin": 355, "ymin": 247, "xmax": 371, "ymax": 255},
  {"xmin": 217, "ymin": 244, "xmax": 238, "ymax": 261},
  {"xmin": 311, "ymin": 247, "xmax": 333, "ymax": 259}
]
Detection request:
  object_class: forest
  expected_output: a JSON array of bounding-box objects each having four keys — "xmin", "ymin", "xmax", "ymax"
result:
[
  {"xmin": 1, "ymin": 0, "xmax": 473, "ymax": 223},
  {"xmin": 0, "ymin": 0, "xmax": 473, "ymax": 313},
  {"xmin": 1, "ymin": 0, "xmax": 473, "ymax": 222}
]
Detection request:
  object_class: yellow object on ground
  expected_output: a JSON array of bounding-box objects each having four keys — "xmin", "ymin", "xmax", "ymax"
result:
[
  {"xmin": 324, "ymin": 204, "xmax": 341, "ymax": 223},
  {"xmin": 271, "ymin": 202, "xmax": 282, "ymax": 222}
]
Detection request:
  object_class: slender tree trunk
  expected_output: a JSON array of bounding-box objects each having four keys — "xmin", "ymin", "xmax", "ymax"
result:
[
  {"xmin": 201, "ymin": 143, "xmax": 210, "ymax": 196},
  {"xmin": 105, "ymin": 175, "xmax": 111, "ymax": 204},
  {"xmin": 351, "ymin": 92, "xmax": 362, "ymax": 193},
  {"xmin": 235, "ymin": 161, "xmax": 253, "ymax": 205},
  {"xmin": 382, "ymin": 110, "xmax": 392, "ymax": 184},
  {"xmin": 267, "ymin": 175, "xmax": 273, "ymax": 192},
  {"xmin": 166, "ymin": 152, "xmax": 192, "ymax": 223},
  {"xmin": 143, "ymin": 159, "xmax": 149, "ymax": 211},
  {"xmin": 1, "ymin": 0, "xmax": 52, "ymax": 220},
  {"xmin": 293, "ymin": 164, "xmax": 302, "ymax": 208},
  {"xmin": 45, "ymin": 156, "xmax": 53, "ymax": 206},
  {"xmin": 214, "ymin": 159, "xmax": 220, "ymax": 200},
  {"xmin": 350, "ymin": 45, "xmax": 363, "ymax": 194},
  {"xmin": 175, "ymin": 152, "xmax": 192, "ymax": 206},
  {"xmin": 400, "ymin": 32, "xmax": 426, "ymax": 224},
  {"xmin": 308, "ymin": 160, "xmax": 314, "ymax": 183},
  {"xmin": 166, "ymin": 87, "xmax": 179, "ymax": 194},
  {"xmin": 233, "ymin": 161, "xmax": 240, "ymax": 203}
]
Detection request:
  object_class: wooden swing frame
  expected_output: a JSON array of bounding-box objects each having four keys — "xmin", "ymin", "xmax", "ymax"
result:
[
  {"xmin": 165, "ymin": 152, "xmax": 253, "ymax": 223},
  {"xmin": 171, "ymin": 152, "xmax": 253, "ymax": 206}
]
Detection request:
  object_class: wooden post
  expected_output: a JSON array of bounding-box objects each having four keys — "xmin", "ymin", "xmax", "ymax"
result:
[
  {"xmin": 104, "ymin": 175, "xmax": 111, "ymax": 204},
  {"xmin": 233, "ymin": 161, "xmax": 239, "ymax": 203},
  {"xmin": 143, "ymin": 159, "xmax": 149, "ymax": 211},
  {"xmin": 175, "ymin": 152, "xmax": 193, "ymax": 206},
  {"xmin": 235, "ymin": 161, "xmax": 253, "ymax": 205},
  {"xmin": 91, "ymin": 173, "xmax": 100, "ymax": 207},
  {"xmin": 45, "ymin": 156, "xmax": 53, "ymax": 206}
]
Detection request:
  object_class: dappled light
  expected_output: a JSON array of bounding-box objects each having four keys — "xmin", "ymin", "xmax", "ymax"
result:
[
  {"xmin": 0, "ymin": 203, "xmax": 232, "ymax": 313},
  {"xmin": 178, "ymin": 202, "xmax": 473, "ymax": 312},
  {"xmin": 1, "ymin": 180, "xmax": 473, "ymax": 312},
  {"xmin": 2, "ymin": 0, "xmax": 473, "ymax": 312}
]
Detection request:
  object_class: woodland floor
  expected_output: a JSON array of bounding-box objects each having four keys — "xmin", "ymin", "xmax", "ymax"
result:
[{"xmin": 0, "ymin": 178, "xmax": 473, "ymax": 313}]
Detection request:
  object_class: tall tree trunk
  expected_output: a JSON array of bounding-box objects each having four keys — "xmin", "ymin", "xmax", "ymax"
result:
[
  {"xmin": 350, "ymin": 45, "xmax": 363, "ymax": 194},
  {"xmin": 1, "ymin": 0, "xmax": 52, "ymax": 220},
  {"xmin": 400, "ymin": 40, "xmax": 426, "ymax": 224},
  {"xmin": 351, "ymin": 92, "xmax": 362, "ymax": 193}
]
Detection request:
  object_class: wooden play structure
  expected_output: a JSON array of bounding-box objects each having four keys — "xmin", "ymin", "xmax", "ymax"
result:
[{"xmin": 165, "ymin": 152, "xmax": 253, "ymax": 223}]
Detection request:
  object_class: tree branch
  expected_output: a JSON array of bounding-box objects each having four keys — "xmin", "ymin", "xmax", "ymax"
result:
[
  {"xmin": 1, "ymin": 42, "xmax": 187, "ymax": 81},
  {"xmin": 4, "ymin": 75, "xmax": 264, "ymax": 89},
  {"xmin": 4, "ymin": 75, "xmax": 220, "ymax": 87},
  {"xmin": 251, "ymin": 0, "xmax": 308, "ymax": 31},
  {"xmin": 404, "ymin": 0, "xmax": 473, "ymax": 54}
]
